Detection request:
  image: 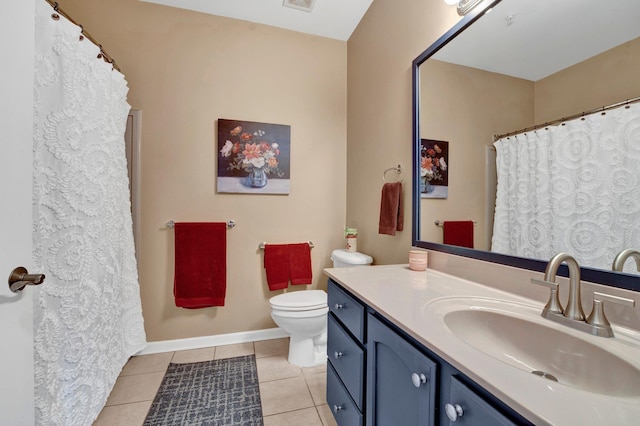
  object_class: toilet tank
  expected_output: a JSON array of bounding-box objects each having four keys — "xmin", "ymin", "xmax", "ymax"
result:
[{"xmin": 331, "ymin": 249, "xmax": 373, "ymax": 268}]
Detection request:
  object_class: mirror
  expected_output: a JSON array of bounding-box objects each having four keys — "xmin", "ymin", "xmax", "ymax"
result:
[{"xmin": 412, "ymin": 0, "xmax": 640, "ymax": 291}]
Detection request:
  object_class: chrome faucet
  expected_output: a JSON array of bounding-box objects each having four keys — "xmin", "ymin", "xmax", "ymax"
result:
[
  {"xmin": 612, "ymin": 249, "xmax": 640, "ymax": 272},
  {"xmin": 532, "ymin": 252, "xmax": 635, "ymax": 337}
]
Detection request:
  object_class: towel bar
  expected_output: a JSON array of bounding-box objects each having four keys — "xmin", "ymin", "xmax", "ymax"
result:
[
  {"xmin": 434, "ymin": 220, "xmax": 477, "ymax": 227},
  {"xmin": 259, "ymin": 241, "xmax": 314, "ymax": 250},
  {"xmin": 166, "ymin": 220, "xmax": 236, "ymax": 229}
]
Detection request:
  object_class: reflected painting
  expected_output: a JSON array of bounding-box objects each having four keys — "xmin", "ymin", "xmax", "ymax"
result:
[
  {"xmin": 420, "ymin": 139, "xmax": 449, "ymax": 199},
  {"xmin": 217, "ymin": 119, "xmax": 291, "ymax": 194}
]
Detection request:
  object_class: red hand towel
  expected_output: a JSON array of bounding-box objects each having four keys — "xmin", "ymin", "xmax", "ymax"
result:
[
  {"xmin": 378, "ymin": 182, "xmax": 404, "ymax": 235},
  {"xmin": 289, "ymin": 243, "xmax": 312, "ymax": 285},
  {"xmin": 443, "ymin": 221, "xmax": 474, "ymax": 248},
  {"xmin": 264, "ymin": 244, "xmax": 289, "ymax": 291},
  {"xmin": 174, "ymin": 222, "xmax": 227, "ymax": 308}
]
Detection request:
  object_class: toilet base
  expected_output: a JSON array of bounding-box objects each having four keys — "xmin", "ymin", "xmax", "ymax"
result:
[{"xmin": 287, "ymin": 334, "xmax": 327, "ymax": 367}]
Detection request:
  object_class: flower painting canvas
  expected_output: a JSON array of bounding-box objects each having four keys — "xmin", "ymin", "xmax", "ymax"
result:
[
  {"xmin": 420, "ymin": 139, "xmax": 449, "ymax": 199},
  {"xmin": 217, "ymin": 119, "xmax": 291, "ymax": 194}
]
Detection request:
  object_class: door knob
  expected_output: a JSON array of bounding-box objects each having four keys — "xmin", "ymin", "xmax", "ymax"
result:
[
  {"xmin": 445, "ymin": 403, "xmax": 464, "ymax": 421},
  {"xmin": 411, "ymin": 372, "xmax": 427, "ymax": 387},
  {"xmin": 8, "ymin": 267, "xmax": 45, "ymax": 293}
]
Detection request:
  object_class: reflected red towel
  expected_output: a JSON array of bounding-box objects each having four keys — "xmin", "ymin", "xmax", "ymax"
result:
[
  {"xmin": 174, "ymin": 222, "xmax": 226, "ymax": 308},
  {"xmin": 378, "ymin": 182, "xmax": 404, "ymax": 235},
  {"xmin": 443, "ymin": 221, "xmax": 474, "ymax": 248},
  {"xmin": 264, "ymin": 244, "xmax": 289, "ymax": 291},
  {"xmin": 289, "ymin": 243, "xmax": 312, "ymax": 285}
]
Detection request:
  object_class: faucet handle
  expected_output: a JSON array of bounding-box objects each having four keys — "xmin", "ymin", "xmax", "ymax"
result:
[
  {"xmin": 586, "ymin": 292, "xmax": 636, "ymax": 336},
  {"xmin": 592, "ymin": 291, "xmax": 636, "ymax": 307},
  {"xmin": 531, "ymin": 278, "xmax": 564, "ymax": 315}
]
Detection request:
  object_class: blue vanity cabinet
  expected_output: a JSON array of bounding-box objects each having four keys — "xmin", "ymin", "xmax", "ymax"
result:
[
  {"xmin": 366, "ymin": 314, "xmax": 438, "ymax": 426},
  {"xmin": 328, "ymin": 279, "xmax": 365, "ymax": 342},
  {"xmin": 327, "ymin": 279, "xmax": 366, "ymax": 425},
  {"xmin": 441, "ymin": 375, "xmax": 516, "ymax": 426},
  {"xmin": 327, "ymin": 362, "xmax": 364, "ymax": 426},
  {"xmin": 327, "ymin": 279, "xmax": 531, "ymax": 426}
]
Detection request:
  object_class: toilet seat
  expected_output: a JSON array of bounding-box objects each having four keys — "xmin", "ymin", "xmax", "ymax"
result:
[{"xmin": 269, "ymin": 290, "xmax": 327, "ymax": 311}]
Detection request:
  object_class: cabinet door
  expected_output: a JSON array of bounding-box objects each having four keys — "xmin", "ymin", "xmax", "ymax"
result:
[
  {"xmin": 443, "ymin": 376, "xmax": 516, "ymax": 426},
  {"xmin": 366, "ymin": 315, "xmax": 437, "ymax": 426}
]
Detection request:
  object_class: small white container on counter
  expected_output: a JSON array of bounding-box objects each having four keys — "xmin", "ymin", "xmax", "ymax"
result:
[{"xmin": 409, "ymin": 250, "xmax": 428, "ymax": 271}]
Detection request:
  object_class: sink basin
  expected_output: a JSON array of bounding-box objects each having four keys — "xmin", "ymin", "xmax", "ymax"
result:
[{"xmin": 426, "ymin": 297, "xmax": 640, "ymax": 397}]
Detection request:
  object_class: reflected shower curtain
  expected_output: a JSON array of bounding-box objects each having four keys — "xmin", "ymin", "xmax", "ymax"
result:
[
  {"xmin": 32, "ymin": 1, "xmax": 146, "ymax": 425},
  {"xmin": 491, "ymin": 102, "xmax": 640, "ymax": 272}
]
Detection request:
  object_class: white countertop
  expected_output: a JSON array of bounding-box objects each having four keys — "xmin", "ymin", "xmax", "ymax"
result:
[{"xmin": 323, "ymin": 264, "xmax": 640, "ymax": 426}]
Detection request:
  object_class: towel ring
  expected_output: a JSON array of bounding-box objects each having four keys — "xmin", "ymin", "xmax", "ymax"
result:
[{"xmin": 383, "ymin": 165, "xmax": 402, "ymax": 182}]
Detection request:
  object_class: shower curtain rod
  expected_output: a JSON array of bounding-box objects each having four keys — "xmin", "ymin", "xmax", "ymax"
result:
[
  {"xmin": 45, "ymin": 0, "xmax": 121, "ymax": 72},
  {"xmin": 493, "ymin": 95, "xmax": 640, "ymax": 141}
]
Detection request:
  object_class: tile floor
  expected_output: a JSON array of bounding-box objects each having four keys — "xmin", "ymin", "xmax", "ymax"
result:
[{"xmin": 93, "ymin": 338, "xmax": 338, "ymax": 426}]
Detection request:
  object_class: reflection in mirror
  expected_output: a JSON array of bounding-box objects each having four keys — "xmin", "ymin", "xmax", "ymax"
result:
[{"xmin": 413, "ymin": 0, "xmax": 640, "ymax": 290}]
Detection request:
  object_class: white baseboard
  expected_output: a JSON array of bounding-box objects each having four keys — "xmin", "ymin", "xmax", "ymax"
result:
[{"xmin": 136, "ymin": 327, "xmax": 289, "ymax": 355}]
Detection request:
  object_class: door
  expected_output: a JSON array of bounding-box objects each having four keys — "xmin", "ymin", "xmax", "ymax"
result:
[
  {"xmin": 443, "ymin": 376, "xmax": 516, "ymax": 426},
  {"xmin": 0, "ymin": 2, "xmax": 36, "ymax": 424},
  {"xmin": 367, "ymin": 315, "xmax": 438, "ymax": 426}
]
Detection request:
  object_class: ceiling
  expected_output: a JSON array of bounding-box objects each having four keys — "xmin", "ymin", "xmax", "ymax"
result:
[
  {"xmin": 138, "ymin": 0, "xmax": 640, "ymax": 79},
  {"xmin": 433, "ymin": 0, "xmax": 640, "ymax": 81},
  {"xmin": 139, "ymin": 0, "xmax": 374, "ymax": 41}
]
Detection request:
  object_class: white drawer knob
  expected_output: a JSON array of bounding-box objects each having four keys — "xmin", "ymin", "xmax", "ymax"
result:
[
  {"xmin": 335, "ymin": 303, "xmax": 345, "ymax": 310},
  {"xmin": 333, "ymin": 404, "xmax": 344, "ymax": 413},
  {"xmin": 445, "ymin": 403, "xmax": 464, "ymax": 421},
  {"xmin": 334, "ymin": 351, "xmax": 344, "ymax": 360},
  {"xmin": 411, "ymin": 372, "xmax": 427, "ymax": 387}
]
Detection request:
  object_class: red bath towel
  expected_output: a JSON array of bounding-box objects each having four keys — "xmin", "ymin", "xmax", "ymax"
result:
[
  {"xmin": 289, "ymin": 243, "xmax": 312, "ymax": 285},
  {"xmin": 173, "ymin": 222, "xmax": 227, "ymax": 308},
  {"xmin": 264, "ymin": 244, "xmax": 290, "ymax": 291},
  {"xmin": 378, "ymin": 182, "xmax": 404, "ymax": 235},
  {"xmin": 443, "ymin": 221, "xmax": 474, "ymax": 248}
]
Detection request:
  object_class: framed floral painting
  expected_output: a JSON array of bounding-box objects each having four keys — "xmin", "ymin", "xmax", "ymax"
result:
[
  {"xmin": 420, "ymin": 139, "xmax": 449, "ymax": 199},
  {"xmin": 217, "ymin": 119, "xmax": 291, "ymax": 194}
]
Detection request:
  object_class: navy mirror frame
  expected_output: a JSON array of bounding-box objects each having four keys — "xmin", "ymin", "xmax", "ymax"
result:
[{"xmin": 411, "ymin": 0, "xmax": 640, "ymax": 292}]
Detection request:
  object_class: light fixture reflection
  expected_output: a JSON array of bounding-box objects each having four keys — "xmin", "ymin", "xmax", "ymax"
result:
[{"xmin": 443, "ymin": 0, "xmax": 486, "ymax": 16}]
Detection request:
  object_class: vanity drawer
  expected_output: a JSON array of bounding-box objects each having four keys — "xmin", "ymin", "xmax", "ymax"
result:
[
  {"xmin": 444, "ymin": 376, "xmax": 516, "ymax": 426},
  {"xmin": 327, "ymin": 313, "xmax": 365, "ymax": 410},
  {"xmin": 328, "ymin": 279, "xmax": 365, "ymax": 343},
  {"xmin": 327, "ymin": 362, "xmax": 363, "ymax": 426}
]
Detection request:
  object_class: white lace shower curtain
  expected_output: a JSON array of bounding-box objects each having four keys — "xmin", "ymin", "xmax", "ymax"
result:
[
  {"xmin": 32, "ymin": 1, "xmax": 146, "ymax": 425},
  {"xmin": 492, "ymin": 102, "xmax": 640, "ymax": 272}
]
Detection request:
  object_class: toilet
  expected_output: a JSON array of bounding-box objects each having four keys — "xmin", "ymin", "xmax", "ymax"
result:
[
  {"xmin": 330, "ymin": 249, "xmax": 374, "ymax": 268},
  {"xmin": 269, "ymin": 249, "xmax": 373, "ymax": 367}
]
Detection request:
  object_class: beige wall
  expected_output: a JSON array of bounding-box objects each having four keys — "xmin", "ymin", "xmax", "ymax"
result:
[
  {"xmin": 63, "ymin": 0, "xmax": 347, "ymax": 341},
  {"xmin": 419, "ymin": 60, "xmax": 533, "ymax": 249},
  {"xmin": 346, "ymin": 0, "xmax": 461, "ymax": 264},
  {"xmin": 535, "ymin": 37, "xmax": 640, "ymax": 123}
]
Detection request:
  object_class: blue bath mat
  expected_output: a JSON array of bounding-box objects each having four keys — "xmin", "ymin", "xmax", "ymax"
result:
[{"xmin": 144, "ymin": 355, "xmax": 263, "ymax": 425}]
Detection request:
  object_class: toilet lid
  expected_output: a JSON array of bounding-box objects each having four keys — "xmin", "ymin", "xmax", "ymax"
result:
[
  {"xmin": 331, "ymin": 249, "xmax": 373, "ymax": 265},
  {"xmin": 270, "ymin": 290, "xmax": 327, "ymax": 311}
]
